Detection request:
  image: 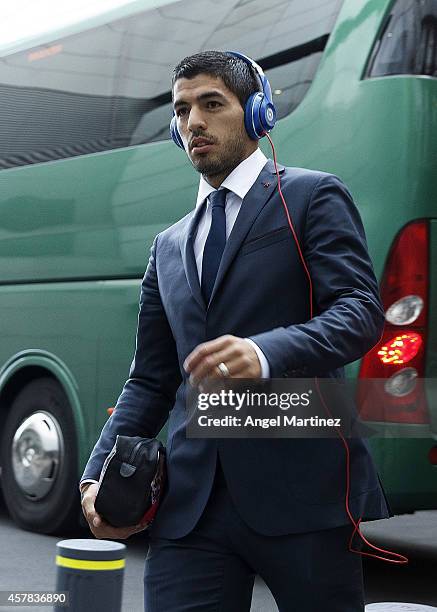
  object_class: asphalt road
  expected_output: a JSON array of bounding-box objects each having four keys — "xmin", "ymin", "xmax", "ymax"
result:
[{"xmin": 0, "ymin": 491, "xmax": 436, "ymax": 612}]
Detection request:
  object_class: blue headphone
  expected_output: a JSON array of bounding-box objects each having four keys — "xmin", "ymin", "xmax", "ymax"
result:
[{"xmin": 170, "ymin": 51, "xmax": 277, "ymax": 149}]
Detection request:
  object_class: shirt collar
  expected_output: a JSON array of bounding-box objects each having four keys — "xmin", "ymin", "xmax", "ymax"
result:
[{"xmin": 195, "ymin": 148, "xmax": 268, "ymax": 208}]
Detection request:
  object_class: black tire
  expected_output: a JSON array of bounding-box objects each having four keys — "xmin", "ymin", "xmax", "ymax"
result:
[{"xmin": 0, "ymin": 377, "xmax": 80, "ymax": 534}]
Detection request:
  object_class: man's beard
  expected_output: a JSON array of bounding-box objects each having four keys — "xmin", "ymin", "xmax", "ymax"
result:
[{"xmin": 190, "ymin": 130, "xmax": 247, "ymax": 179}]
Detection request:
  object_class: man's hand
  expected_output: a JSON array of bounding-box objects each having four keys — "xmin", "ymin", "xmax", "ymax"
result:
[
  {"xmin": 183, "ymin": 335, "xmax": 261, "ymax": 385},
  {"xmin": 81, "ymin": 483, "xmax": 149, "ymax": 539}
]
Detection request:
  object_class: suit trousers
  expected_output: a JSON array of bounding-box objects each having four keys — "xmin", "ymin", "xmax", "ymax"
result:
[{"xmin": 143, "ymin": 458, "xmax": 364, "ymax": 612}]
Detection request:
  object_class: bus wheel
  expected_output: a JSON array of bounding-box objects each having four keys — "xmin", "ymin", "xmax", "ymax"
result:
[{"xmin": 0, "ymin": 377, "xmax": 79, "ymax": 534}]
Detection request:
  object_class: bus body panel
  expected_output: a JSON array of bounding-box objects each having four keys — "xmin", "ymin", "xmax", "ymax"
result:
[
  {"xmin": 0, "ymin": 0, "xmax": 436, "ymax": 526},
  {"xmin": 0, "ymin": 280, "xmax": 140, "ymax": 451},
  {"xmin": 0, "ymin": 145, "xmax": 195, "ymax": 282}
]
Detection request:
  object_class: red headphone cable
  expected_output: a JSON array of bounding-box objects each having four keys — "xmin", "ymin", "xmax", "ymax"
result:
[{"xmin": 264, "ymin": 131, "xmax": 408, "ymax": 565}]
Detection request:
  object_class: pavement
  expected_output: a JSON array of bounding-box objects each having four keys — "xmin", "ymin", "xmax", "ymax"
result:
[
  {"xmin": 1, "ymin": 496, "xmax": 437, "ymax": 611},
  {"xmin": 366, "ymin": 605, "xmax": 437, "ymax": 611},
  {"xmin": 361, "ymin": 511, "xmax": 437, "ymax": 561}
]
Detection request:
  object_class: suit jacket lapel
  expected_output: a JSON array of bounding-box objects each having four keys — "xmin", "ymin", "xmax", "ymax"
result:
[
  {"xmin": 208, "ymin": 159, "xmax": 284, "ymax": 306},
  {"xmin": 179, "ymin": 202, "xmax": 206, "ymax": 309},
  {"xmin": 178, "ymin": 159, "xmax": 285, "ymax": 310}
]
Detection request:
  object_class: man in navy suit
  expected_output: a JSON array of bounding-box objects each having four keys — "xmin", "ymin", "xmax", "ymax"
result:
[{"xmin": 81, "ymin": 51, "xmax": 390, "ymax": 611}]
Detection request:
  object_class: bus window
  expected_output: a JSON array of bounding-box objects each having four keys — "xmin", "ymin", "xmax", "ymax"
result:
[
  {"xmin": 0, "ymin": 0, "xmax": 344, "ymax": 169},
  {"xmin": 0, "ymin": 24, "xmax": 123, "ymax": 170},
  {"xmin": 366, "ymin": 0, "xmax": 437, "ymax": 78},
  {"xmin": 118, "ymin": 0, "xmax": 344, "ymax": 146}
]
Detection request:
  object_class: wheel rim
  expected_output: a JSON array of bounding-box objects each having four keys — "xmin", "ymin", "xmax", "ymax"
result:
[{"xmin": 11, "ymin": 411, "xmax": 64, "ymax": 500}]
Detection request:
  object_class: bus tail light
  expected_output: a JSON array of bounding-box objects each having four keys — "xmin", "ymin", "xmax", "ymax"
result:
[
  {"xmin": 377, "ymin": 332, "xmax": 422, "ymax": 365},
  {"xmin": 358, "ymin": 220, "xmax": 429, "ymax": 424},
  {"xmin": 385, "ymin": 295, "xmax": 424, "ymax": 325}
]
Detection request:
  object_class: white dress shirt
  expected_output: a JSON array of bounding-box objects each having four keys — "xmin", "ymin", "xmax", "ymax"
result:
[
  {"xmin": 194, "ymin": 147, "xmax": 270, "ymax": 378},
  {"xmin": 80, "ymin": 148, "xmax": 271, "ymax": 492}
]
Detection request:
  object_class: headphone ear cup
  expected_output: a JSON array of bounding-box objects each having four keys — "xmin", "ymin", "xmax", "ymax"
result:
[
  {"xmin": 244, "ymin": 92, "xmax": 265, "ymax": 140},
  {"xmin": 170, "ymin": 115, "xmax": 185, "ymax": 149},
  {"xmin": 259, "ymin": 99, "xmax": 277, "ymax": 133}
]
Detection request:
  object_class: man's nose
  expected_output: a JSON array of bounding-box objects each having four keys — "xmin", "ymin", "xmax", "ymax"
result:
[{"xmin": 187, "ymin": 106, "xmax": 207, "ymax": 133}]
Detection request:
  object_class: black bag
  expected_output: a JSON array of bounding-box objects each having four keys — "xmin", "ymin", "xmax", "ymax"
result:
[{"xmin": 94, "ymin": 435, "xmax": 166, "ymax": 528}]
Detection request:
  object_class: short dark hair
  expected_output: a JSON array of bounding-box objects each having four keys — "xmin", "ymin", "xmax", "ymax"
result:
[{"xmin": 172, "ymin": 50, "xmax": 260, "ymax": 109}]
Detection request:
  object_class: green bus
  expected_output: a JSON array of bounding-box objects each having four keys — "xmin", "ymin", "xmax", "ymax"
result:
[{"xmin": 0, "ymin": 0, "xmax": 435, "ymax": 533}]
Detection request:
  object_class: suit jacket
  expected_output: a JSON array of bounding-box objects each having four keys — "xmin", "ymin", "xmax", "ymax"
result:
[{"xmin": 81, "ymin": 159, "xmax": 390, "ymax": 538}]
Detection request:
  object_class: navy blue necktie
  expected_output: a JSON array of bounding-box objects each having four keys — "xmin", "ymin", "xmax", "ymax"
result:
[{"xmin": 201, "ymin": 188, "xmax": 228, "ymax": 305}]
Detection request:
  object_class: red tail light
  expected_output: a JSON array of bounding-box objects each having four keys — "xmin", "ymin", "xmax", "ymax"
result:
[
  {"xmin": 377, "ymin": 332, "xmax": 422, "ymax": 365},
  {"xmin": 358, "ymin": 220, "xmax": 429, "ymax": 423}
]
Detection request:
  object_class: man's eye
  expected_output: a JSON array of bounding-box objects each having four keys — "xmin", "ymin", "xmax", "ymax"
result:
[
  {"xmin": 207, "ymin": 101, "xmax": 221, "ymax": 109},
  {"xmin": 176, "ymin": 108, "xmax": 188, "ymax": 117}
]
